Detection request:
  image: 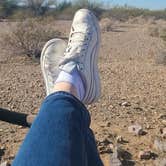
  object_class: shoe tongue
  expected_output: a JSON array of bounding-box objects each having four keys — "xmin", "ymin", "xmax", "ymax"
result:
[{"xmin": 59, "ymin": 61, "xmax": 77, "ymax": 73}]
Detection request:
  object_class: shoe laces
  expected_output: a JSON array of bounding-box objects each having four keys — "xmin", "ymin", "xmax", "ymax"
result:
[{"xmin": 64, "ymin": 26, "xmax": 91, "ymax": 60}]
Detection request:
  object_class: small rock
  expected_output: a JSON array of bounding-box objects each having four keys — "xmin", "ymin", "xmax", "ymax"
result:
[
  {"xmin": 128, "ymin": 124, "xmax": 144, "ymax": 135},
  {"xmin": 134, "ymin": 107, "xmax": 143, "ymax": 111},
  {"xmin": 97, "ymin": 138, "xmax": 112, "ymax": 154},
  {"xmin": 160, "ymin": 127, "xmax": 166, "ymax": 139},
  {"xmin": 110, "ymin": 146, "xmax": 123, "ymax": 166},
  {"xmin": 138, "ymin": 150, "xmax": 152, "ymax": 160},
  {"xmin": 158, "ymin": 114, "xmax": 166, "ymax": 119},
  {"xmin": 146, "ymin": 124, "xmax": 151, "ymax": 129},
  {"xmin": 161, "ymin": 120, "xmax": 166, "ymax": 125},
  {"xmin": 26, "ymin": 115, "xmax": 36, "ymax": 126},
  {"xmin": 116, "ymin": 136, "xmax": 124, "ymax": 143},
  {"xmin": 154, "ymin": 158, "xmax": 166, "ymax": 166},
  {"xmin": 106, "ymin": 122, "xmax": 111, "ymax": 127},
  {"xmin": 98, "ymin": 145, "xmax": 112, "ymax": 154},
  {"xmin": 8, "ymin": 154, "xmax": 15, "ymax": 160},
  {"xmin": 98, "ymin": 138, "xmax": 111, "ymax": 146},
  {"xmin": 0, "ymin": 146, "xmax": 5, "ymax": 150},
  {"xmin": 154, "ymin": 139, "xmax": 166, "ymax": 152},
  {"xmin": 121, "ymin": 102, "xmax": 131, "ymax": 107},
  {"xmin": 162, "ymin": 127, "xmax": 166, "ymax": 139},
  {"xmin": 17, "ymin": 126, "xmax": 24, "ymax": 129},
  {"xmin": 109, "ymin": 143, "xmax": 114, "ymax": 150}
]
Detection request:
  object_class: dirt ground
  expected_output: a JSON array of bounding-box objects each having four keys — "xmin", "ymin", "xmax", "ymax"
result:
[{"xmin": 0, "ymin": 18, "xmax": 166, "ymax": 166}]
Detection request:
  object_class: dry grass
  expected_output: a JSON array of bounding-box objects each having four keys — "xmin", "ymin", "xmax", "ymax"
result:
[
  {"xmin": 1, "ymin": 19, "xmax": 62, "ymax": 60},
  {"xmin": 160, "ymin": 28, "xmax": 166, "ymax": 42},
  {"xmin": 156, "ymin": 50, "xmax": 166, "ymax": 65},
  {"xmin": 148, "ymin": 26, "xmax": 160, "ymax": 37}
]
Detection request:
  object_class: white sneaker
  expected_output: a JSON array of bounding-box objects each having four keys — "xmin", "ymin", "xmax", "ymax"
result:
[
  {"xmin": 59, "ymin": 9, "xmax": 101, "ymax": 104},
  {"xmin": 41, "ymin": 9, "xmax": 101, "ymax": 104},
  {"xmin": 40, "ymin": 38, "xmax": 67, "ymax": 95}
]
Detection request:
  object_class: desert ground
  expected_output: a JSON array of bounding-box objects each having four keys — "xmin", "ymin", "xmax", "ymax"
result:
[{"xmin": 0, "ymin": 17, "xmax": 166, "ymax": 166}]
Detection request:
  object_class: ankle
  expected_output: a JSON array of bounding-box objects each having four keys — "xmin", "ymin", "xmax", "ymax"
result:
[
  {"xmin": 53, "ymin": 82, "xmax": 78, "ymax": 98},
  {"xmin": 54, "ymin": 69, "xmax": 85, "ymax": 101}
]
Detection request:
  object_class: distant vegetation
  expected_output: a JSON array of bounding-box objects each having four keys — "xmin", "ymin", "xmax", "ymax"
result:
[
  {"xmin": 101, "ymin": 6, "xmax": 166, "ymax": 21},
  {"xmin": 0, "ymin": 0, "xmax": 166, "ymax": 20},
  {"xmin": 2, "ymin": 19, "xmax": 63, "ymax": 60},
  {"xmin": 1, "ymin": 0, "xmax": 166, "ymax": 62}
]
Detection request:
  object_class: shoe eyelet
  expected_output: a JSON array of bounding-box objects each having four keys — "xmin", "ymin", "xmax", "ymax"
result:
[{"xmin": 78, "ymin": 63, "xmax": 84, "ymax": 71}]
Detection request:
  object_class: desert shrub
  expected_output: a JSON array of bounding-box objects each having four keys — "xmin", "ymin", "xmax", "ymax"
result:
[
  {"xmin": 100, "ymin": 6, "xmax": 148, "ymax": 21},
  {"xmin": 100, "ymin": 6, "xmax": 166, "ymax": 21},
  {"xmin": 2, "ymin": 19, "xmax": 62, "ymax": 60},
  {"xmin": 149, "ymin": 26, "xmax": 160, "ymax": 37},
  {"xmin": 156, "ymin": 51, "xmax": 166, "ymax": 65},
  {"xmin": 160, "ymin": 28, "xmax": 166, "ymax": 42},
  {"xmin": 100, "ymin": 18, "xmax": 112, "ymax": 32},
  {"xmin": 8, "ymin": 8, "xmax": 35, "ymax": 20}
]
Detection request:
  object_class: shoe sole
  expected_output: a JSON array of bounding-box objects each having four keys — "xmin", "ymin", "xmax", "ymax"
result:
[
  {"xmin": 79, "ymin": 9, "xmax": 101, "ymax": 104},
  {"xmin": 40, "ymin": 38, "xmax": 67, "ymax": 95},
  {"xmin": 90, "ymin": 11, "xmax": 101, "ymax": 103}
]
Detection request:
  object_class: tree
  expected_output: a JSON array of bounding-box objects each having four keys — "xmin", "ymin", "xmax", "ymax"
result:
[
  {"xmin": 26, "ymin": 0, "xmax": 57, "ymax": 16},
  {"xmin": 0, "ymin": 0, "xmax": 17, "ymax": 18},
  {"xmin": 27, "ymin": 0, "xmax": 45, "ymax": 15}
]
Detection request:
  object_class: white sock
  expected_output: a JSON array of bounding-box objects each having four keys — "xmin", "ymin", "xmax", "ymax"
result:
[{"xmin": 55, "ymin": 69, "xmax": 85, "ymax": 100}]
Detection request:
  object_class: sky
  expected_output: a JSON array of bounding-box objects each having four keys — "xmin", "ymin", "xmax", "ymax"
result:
[
  {"xmin": 104, "ymin": 0, "xmax": 166, "ymax": 10},
  {"xmin": 18, "ymin": 0, "xmax": 166, "ymax": 10}
]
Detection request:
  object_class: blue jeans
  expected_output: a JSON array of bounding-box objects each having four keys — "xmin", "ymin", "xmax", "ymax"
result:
[{"xmin": 12, "ymin": 92, "xmax": 103, "ymax": 166}]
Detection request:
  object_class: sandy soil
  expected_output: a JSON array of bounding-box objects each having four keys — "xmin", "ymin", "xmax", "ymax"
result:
[{"xmin": 0, "ymin": 18, "xmax": 166, "ymax": 166}]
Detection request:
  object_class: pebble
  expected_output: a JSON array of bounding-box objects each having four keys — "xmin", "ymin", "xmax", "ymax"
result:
[
  {"xmin": 158, "ymin": 114, "xmax": 166, "ymax": 119},
  {"xmin": 98, "ymin": 138, "xmax": 111, "ymax": 146},
  {"xmin": 110, "ymin": 146, "xmax": 122, "ymax": 166},
  {"xmin": 160, "ymin": 127, "xmax": 166, "ymax": 138},
  {"xmin": 128, "ymin": 124, "xmax": 144, "ymax": 135},
  {"xmin": 138, "ymin": 150, "xmax": 152, "ymax": 160},
  {"xmin": 116, "ymin": 136, "xmax": 124, "ymax": 143},
  {"xmin": 97, "ymin": 138, "xmax": 112, "ymax": 154},
  {"xmin": 109, "ymin": 143, "xmax": 114, "ymax": 150},
  {"xmin": 154, "ymin": 139, "xmax": 166, "ymax": 152},
  {"xmin": 26, "ymin": 115, "xmax": 36, "ymax": 126},
  {"xmin": 106, "ymin": 122, "xmax": 111, "ymax": 127},
  {"xmin": 0, "ymin": 146, "xmax": 5, "ymax": 150},
  {"xmin": 146, "ymin": 124, "xmax": 151, "ymax": 129},
  {"xmin": 161, "ymin": 120, "xmax": 166, "ymax": 125},
  {"xmin": 121, "ymin": 101, "xmax": 131, "ymax": 107}
]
